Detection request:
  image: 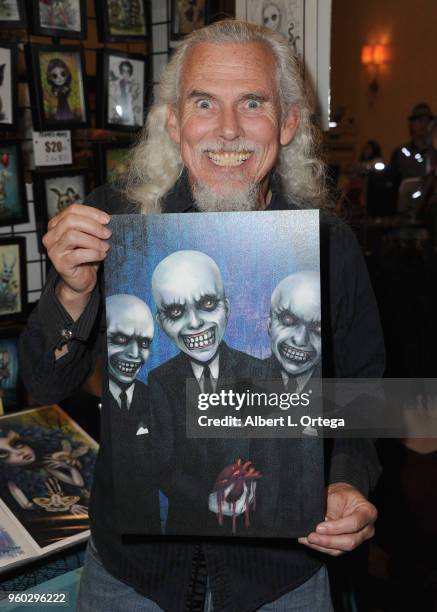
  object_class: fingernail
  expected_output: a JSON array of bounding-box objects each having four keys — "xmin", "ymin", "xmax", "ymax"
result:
[
  {"xmin": 317, "ymin": 524, "xmax": 327, "ymax": 533},
  {"xmin": 100, "ymin": 213, "xmax": 111, "ymax": 223}
]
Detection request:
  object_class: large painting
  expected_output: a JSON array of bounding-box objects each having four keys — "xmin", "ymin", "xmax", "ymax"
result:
[{"xmin": 104, "ymin": 211, "xmax": 325, "ymax": 539}]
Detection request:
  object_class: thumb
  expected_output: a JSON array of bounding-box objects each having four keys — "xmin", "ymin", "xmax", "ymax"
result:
[{"xmin": 325, "ymin": 490, "xmax": 348, "ymax": 521}]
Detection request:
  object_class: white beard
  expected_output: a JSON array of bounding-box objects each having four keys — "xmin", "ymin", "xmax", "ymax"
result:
[{"xmin": 192, "ymin": 181, "xmax": 260, "ymax": 212}]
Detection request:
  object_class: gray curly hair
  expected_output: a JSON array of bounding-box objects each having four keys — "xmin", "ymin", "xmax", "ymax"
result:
[{"xmin": 125, "ymin": 19, "xmax": 327, "ymax": 212}]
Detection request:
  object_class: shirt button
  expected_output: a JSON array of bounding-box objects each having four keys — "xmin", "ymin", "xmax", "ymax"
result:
[{"xmin": 61, "ymin": 328, "xmax": 73, "ymax": 341}]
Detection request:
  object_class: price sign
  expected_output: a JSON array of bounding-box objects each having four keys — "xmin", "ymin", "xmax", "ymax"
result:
[{"xmin": 32, "ymin": 131, "xmax": 72, "ymax": 166}]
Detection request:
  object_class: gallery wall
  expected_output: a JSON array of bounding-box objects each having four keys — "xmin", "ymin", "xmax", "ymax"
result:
[{"xmin": 331, "ymin": 0, "xmax": 437, "ymax": 161}]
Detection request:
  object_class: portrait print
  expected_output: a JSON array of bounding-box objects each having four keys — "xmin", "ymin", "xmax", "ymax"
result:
[
  {"xmin": 0, "ymin": 143, "xmax": 27, "ymax": 226},
  {"xmin": 0, "ymin": 238, "xmax": 26, "ymax": 319},
  {"xmin": 34, "ymin": 169, "xmax": 89, "ymax": 244},
  {"xmin": 104, "ymin": 211, "xmax": 325, "ymax": 540},
  {"xmin": 26, "ymin": 44, "xmax": 89, "ymax": 131},
  {"xmin": 96, "ymin": 143, "xmax": 131, "ymax": 185},
  {"xmin": 171, "ymin": 0, "xmax": 208, "ymax": 39},
  {"xmin": 31, "ymin": 0, "xmax": 87, "ymax": 39},
  {"xmin": 0, "ymin": 0, "xmax": 27, "ymax": 27},
  {"xmin": 0, "ymin": 333, "xmax": 20, "ymax": 410},
  {"xmin": 0, "ymin": 405, "xmax": 98, "ymax": 549},
  {"xmin": 0, "ymin": 44, "xmax": 18, "ymax": 131},
  {"xmin": 245, "ymin": 0, "xmax": 304, "ymax": 57},
  {"xmin": 97, "ymin": 51, "xmax": 149, "ymax": 132},
  {"xmin": 96, "ymin": 0, "xmax": 149, "ymax": 43}
]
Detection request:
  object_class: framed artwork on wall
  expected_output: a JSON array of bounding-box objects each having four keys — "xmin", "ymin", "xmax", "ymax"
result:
[
  {"xmin": 0, "ymin": 236, "xmax": 27, "ymax": 321},
  {"xmin": 95, "ymin": 142, "xmax": 132, "ymax": 185},
  {"xmin": 25, "ymin": 44, "xmax": 90, "ymax": 131},
  {"xmin": 96, "ymin": 50, "xmax": 150, "ymax": 132},
  {"xmin": 30, "ymin": 0, "xmax": 88, "ymax": 40},
  {"xmin": 0, "ymin": 325, "xmax": 24, "ymax": 412},
  {"xmin": 95, "ymin": 0, "xmax": 151, "ymax": 43},
  {"xmin": 0, "ymin": 142, "xmax": 28, "ymax": 227},
  {"xmin": 33, "ymin": 168, "xmax": 90, "ymax": 243},
  {"xmin": 235, "ymin": 0, "xmax": 332, "ymax": 130},
  {"xmin": 0, "ymin": 43, "xmax": 19, "ymax": 132},
  {"xmin": 0, "ymin": 0, "xmax": 27, "ymax": 29},
  {"xmin": 170, "ymin": 0, "xmax": 210, "ymax": 40}
]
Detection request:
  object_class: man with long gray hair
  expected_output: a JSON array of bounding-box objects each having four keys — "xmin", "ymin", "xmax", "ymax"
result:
[{"xmin": 19, "ymin": 19, "xmax": 384, "ymax": 612}]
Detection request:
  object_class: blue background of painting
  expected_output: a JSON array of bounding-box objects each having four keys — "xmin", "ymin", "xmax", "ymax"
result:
[
  {"xmin": 104, "ymin": 211, "xmax": 320, "ymax": 383},
  {"xmin": 0, "ymin": 146, "xmax": 21, "ymax": 219}
]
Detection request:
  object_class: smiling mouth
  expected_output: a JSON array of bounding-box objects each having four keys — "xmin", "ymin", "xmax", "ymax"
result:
[
  {"xmin": 182, "ymin": 326, "xmax": 216, "ymax": 351},
  {"xmin": 110, "ymin": 355, "xmax": 142, "ymax": 376},
  {"xmin": 279, "ymin": 343, "xmax": 314, "ymax": 364},
  {"xmin": 207, "ymin": 151, "xmax": 252, "ymax": 166}
]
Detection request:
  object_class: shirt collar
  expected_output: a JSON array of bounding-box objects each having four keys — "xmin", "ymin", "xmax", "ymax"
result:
[
  {"xmin": 191, "ymin": 353, "xmax": 220, "ymax": 382},
  {"xmin": 109, "ymin": 379, "xmax": 135, "ymax": 407}
]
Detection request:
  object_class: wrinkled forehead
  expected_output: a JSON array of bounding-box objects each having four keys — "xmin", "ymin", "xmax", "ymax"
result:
[
  {"xmin": 107, "ymin": 300, "xmax": 154, "ymax": 337},
  {"xmin": 153, "ymin": 253, "xmax": 224, "ymax": 306},
  {"xmin": 272, "ymin": 274, "xmax": 321, "ymax": 321}
]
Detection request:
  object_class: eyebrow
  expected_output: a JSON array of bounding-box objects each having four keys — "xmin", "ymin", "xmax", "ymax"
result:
[{"xmin": 186, "ymin": 90, "xmax": 271, "ymax": 104}]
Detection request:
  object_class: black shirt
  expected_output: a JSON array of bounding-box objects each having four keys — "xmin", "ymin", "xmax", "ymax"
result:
[{"xmin": 18, "ymin": 174, "xmax": 385, "ymax": 612}]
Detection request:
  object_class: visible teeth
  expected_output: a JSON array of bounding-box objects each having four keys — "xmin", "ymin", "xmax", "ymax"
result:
[
  {"xmin": 207, "ymin": 151, "xmax": 251, "ymax": 166},
  {"xmin": 183, "ymin": 328, "xmax": 215, "ymax": 350},
  {"xmin": 280, "ymin": 344, "xmax": 311, "ymax": 362},
  {"xmin": 114, "ymin": 359, "xmax": 140, "ymax": 373}
]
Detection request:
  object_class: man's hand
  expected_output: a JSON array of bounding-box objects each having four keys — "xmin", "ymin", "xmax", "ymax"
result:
[
  {"xmin": 42, "ymin": 204, "xmax": 111, "ymax": 320},
  {"xmin": 298, "ymin": 482, "xmax": 377, "ymax": 556}
]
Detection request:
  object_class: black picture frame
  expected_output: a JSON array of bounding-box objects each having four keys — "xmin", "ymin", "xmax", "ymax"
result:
[
  {"xmin": 170, "ymin": 0, "xmax": 211, "ymax": 41},
  {"xmin": 25, "ymin": 43, "xmax": 90, "ymax": 131},
  {"xmin": 0, "ymin": 141, "xmax": 28, "ymax": 227},
  {"xmin": 95, "ymin": 0, "xmax": 151, "ymax": 43},
  {"xmin": 30, "ymin": 0, "xmax": 88, "ymax": 40},
  {"xmin": 33, "ymin": 167, "xmax": 90, "ymax": 248},
  {"xmin": 0, "ymin": 323, "xmax": 25, "ymax": 412},
  {"xmin": 0, "ymin": 236, "xmax": 27, "ymax": 321},
  {"xmin": 94, "ymin": 141, "xmax": 133, "ymax": 185},
  {"xmin": 0, "ymin": 0, "xmax": 27, "ymax": 28},
  {"xmin": 0, "ymin": 43, "xmax": 19, "ymax": 133},
  {"xmin": 96, "ymin": 49, "xmax": 151, "ymax": 133}
]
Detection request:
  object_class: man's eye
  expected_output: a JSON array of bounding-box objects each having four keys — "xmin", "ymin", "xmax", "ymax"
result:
[
  {"xmin": 246, "ymin": 99, "xmax": 261, "ymax": 109},
  {"xmin": 197, "ymin": 99, "xmax": 211, "ymax": 109},
  {"xmin": 277, "ymin": 311, "xmax": 297, "ymax": 326},
  {"xmin": 310, "ymin": 322, "xmax": 321, "ymax": 335},
  {"xmin": 112, "ymin": 334, "xmax": 128, "ymax": 345},
  {"xmin": 198, "ymin": 296, "xmax": 218, "ymax": 311},
  {"xmin": 163, "ymin": 305, "xmax": 185, "ymax": 320},
  {"xmin": 139, "ymin": 338, "xmax": 151, "ymax": 349},
  {"xmin": 11, "ymin": 440, "xmax": 24, "ymax": 450},
  {"xmin": 0, "ymin": 450, "xmax": 9, "ymax": 460}
]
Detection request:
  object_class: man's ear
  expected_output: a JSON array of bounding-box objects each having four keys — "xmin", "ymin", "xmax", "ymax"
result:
[
  {"xmin": 279, "ymin": 106, "xmax": 300, "ymax": 146},
  {"xmin": 166, "ymin": 103, "xmax": 181, "ymax": 145}
]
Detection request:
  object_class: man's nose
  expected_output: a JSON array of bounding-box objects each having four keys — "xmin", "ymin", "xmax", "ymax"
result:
[
  {"xmin": 291, "ymin": 325, "xmax": 309, "ymax": 346},
  {"xmin": 126, "ymin": 340, "xmax": 139, "ymax": 358},
  {"xmin": 216, "ymin": 106, "xmax": 241, "ymax": 141},
  {"xmin": 187, "ymin": 307, "xmax": 203, "ymax": 329}
]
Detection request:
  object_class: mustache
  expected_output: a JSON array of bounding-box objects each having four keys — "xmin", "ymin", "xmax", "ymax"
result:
[{"xmin": 198, "ymin": 139, "xmax": 259, "ymax": 153}]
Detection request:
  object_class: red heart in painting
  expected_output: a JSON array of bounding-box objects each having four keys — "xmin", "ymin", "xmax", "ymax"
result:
[{"xmin": 1, "ymin": 153, "xmax": 9, "ymax": 167}]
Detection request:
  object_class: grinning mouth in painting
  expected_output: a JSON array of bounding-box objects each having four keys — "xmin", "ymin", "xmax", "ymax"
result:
[
  {"xmin": 182, "ymin": 326, "xmax": 215, "ymax": 351},
  {"xmin": 110, "ymin": 354, "xmax": 141, "ymax": 376},
  {"xmin": 279, "ymin": 342, "xmax": 314, "ymax": 364}
]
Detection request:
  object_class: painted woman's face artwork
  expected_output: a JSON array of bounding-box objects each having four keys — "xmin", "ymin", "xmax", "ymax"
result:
[
  {"xmin": 0, "ymin": 431, "xmax": 35, "ymax": 465},
  {"xmin": 263, "ymin": 3, "xmax": 281, "ymax": 31}
]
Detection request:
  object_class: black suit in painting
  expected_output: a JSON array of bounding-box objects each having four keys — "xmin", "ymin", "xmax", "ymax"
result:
[
  {"xmin": 148, "ymin": 342, "xmax": 263, "ymax": 536},
  {"xmin": 110, "ymin": 379, "xmax": 162, "ymax": 534}
]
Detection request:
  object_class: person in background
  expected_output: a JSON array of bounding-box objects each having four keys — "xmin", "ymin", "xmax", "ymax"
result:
[{"xmin": 390, "ymin": 102, "xmax": 434, "ymax": 194}]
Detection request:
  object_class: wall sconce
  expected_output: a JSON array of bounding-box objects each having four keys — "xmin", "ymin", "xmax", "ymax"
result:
[{"xmin": 361, "ymin": 43, "xmax": 389, "ymax": 95}]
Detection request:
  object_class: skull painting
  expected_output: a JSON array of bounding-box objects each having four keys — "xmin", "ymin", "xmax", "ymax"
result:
[
  {"xmin": 106, "ymin": 294, "xmax": 154, "ymax": 385},
  {"xmin": 268, "ymin": 271, "xmax": 321, "ymax": 376},
  {"xmin": 262, "ymin": 2, "xmax": 282, "ymax": 31},
  {"xmin": 152, "ymin": 250, "xmax": 229, "ymax": 363}
]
